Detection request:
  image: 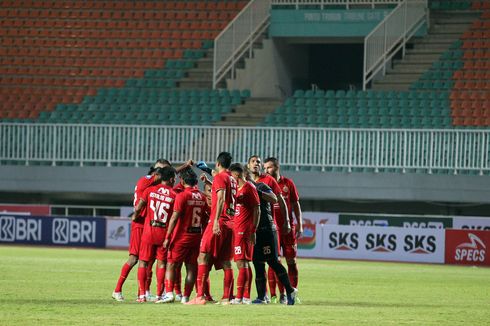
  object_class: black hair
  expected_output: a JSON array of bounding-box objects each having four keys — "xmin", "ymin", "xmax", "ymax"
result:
[
  {"xmin": 264, "ymin": 157, "xmax": 279, "ymax": 167},
  {"xmin": 154, "ymin": 166, "xmax": 176, "ymax": 182},
  {"xmin": 229, "ymin": 163, "xmax": 244, "ymax": 175},
  {"xmin": 148, "ymin": 158, "xmax": 171, "ymax": 174},
  {"xmin": 182, "ymin": 169, "xmax": 198, "ymax": 187},
  {"xmin": 216, "ymin": 151, "xmax": 232, "ymax": 169},
  {"xmin": 247, "ymin": 154, "xmax": 260, "ymax": 164}
]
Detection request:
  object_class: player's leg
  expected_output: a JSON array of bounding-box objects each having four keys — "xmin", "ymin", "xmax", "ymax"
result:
[
  {"xmin": 232, "ymin": 260, "xmax": 249, "ymax": 304},
  {"xmin": 219, "ymin": 223, "xmax": 235, "ymax": 304},
  {"xmin": 113, "ymin": 225, "xmax": 142, "ymax": 301},
  {"xmin": 156, "ymin": 261, "xmax": 174, "ymax": 303},
  {"xmin": 286, "ymin": 256, "xmax": 298, "ymax": 288},
  {"xmin": 267, "ymin": 258, "xmax": 298, "ymax": 305},
  {"xmin": 182, "ymin": 262, "xmax": 197, "ymax": 303},
  {"xmin": 137, "ymin": 259, "xmax": 148, "ymax": 302},
  {"xmin": 252, "ymin": 261, "xmax": 267, "ymax": 303},
  {"xmin": 186, "ymin": 252, "xmax": 209, "ymax": 304},
  {"xmin": 154, "ymin": 245, "xmax": 167, "ymax": 301},
  {"xmin": 145, "ymin": 257, "xmax": 156, "ymax": 300},
  {"xmin": 173, "ymin": 263, "xmax": 183, "ymax": 301},
  {"xmin": 113, "ymin": 254, "xmax": 138, "ymax": 301},
  {"xmin": 267, "ymin": 266, "xmax": 277, "ymax": 301},
  {"xmin": 221, "ymin": 260, "xmax": 234, "ymax": 303}
]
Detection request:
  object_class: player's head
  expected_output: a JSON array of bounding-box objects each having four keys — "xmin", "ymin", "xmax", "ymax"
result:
[
  {"xmin": 263, "ymin": 157, "xmax": 280, "ymax": 178},
  {"xmin": 216, "ymin": 152, "xmax": 232, "ymax": 170},
  {"xmin": 247, "ymin": 155, "xmax": 262, "ymax": 175},
  {"xmin": 148, "ymin": 158, "xmax": 171, "ymax": 174},
  {"xmin": 243, "ymin": 165, "xmax": 252, "ymax": 181},
  {"xmin": 203, "ymin": 182, "xmax": 212, "ymax": 206},
  {"xmin": 157, "ymin": 166, "xmax": 176, "ymax": 186},
  {"xmin": 179, "ymin": 167, "xmax": 193, "ymax": 186},
  {"xmin": 182, "ymin": 169, "xmax": 198, "ymax": 187},
  {"xmin": 229, "ymin": 163, "xmax": 244, "ymax": 181}
]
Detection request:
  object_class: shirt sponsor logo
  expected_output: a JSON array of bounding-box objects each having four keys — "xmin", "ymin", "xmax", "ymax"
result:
[
  {"xmin": 0, "ymin": 216, "xmax": 42, "ymax": 242},
  {"xmin": 455, "ymin": 233, "xmax": 486, "ymax": 263},
  {"xmin": 365, "ymin": 233, "xmax": 397, "ymax": 252},
  {"xmin": 52, "ymin": 218, "xmax": 96, "ymax": 244},
  {"xmin": 404, "ymin": 235, "xmax": 437, "ymax": 254},
  {"xmin": 329, "ymin": 232, "xmax": 359, "ymax": 251}
]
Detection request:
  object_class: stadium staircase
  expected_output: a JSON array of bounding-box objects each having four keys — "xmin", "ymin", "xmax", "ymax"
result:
[{"xmin": 372, "ymin": 8, "xmax": 479, "ymax": 91}]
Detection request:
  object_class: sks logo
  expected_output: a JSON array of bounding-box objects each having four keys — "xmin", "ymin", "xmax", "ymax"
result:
[
  {"xmin": 365, "ymin": 233, "xmax": 397, "ymax": 252},
  {"xmin": 0, "ymin": 216, "xmax": 42, "ymax": 242},
  {"xmin": 404, "ymin": 235, "xmax": 437, "ymax": 254},
  {"xmin": 329, "ymin": 232, "xmax": 359, "ymax": 251},
  {"xmin": 52, "ymin": 218, "xmax": 96, "ymax": 244},
  {"xmin": 455, "ymin": 233, "xmax": 486, "ymax": 263}
]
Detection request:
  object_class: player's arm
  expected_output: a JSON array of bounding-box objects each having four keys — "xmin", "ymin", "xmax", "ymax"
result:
[
  {"xmin": 199, "ymin": 173, "xmax": 213, "ymax": 187},
  {"xmin": 163, "ymin": 210, "xmax": 180, "ymax": 248},
  {"xmin": 176, "ymin": 159, "xmax": 194, "ymax": 174},
  {"xmin": 278, "ymin": 194, "xmax": 291, "ymax": 234},
  {"xmin": 213, "ymin": 189, "xmax": 225, "ymax": 235},
  {"xmin": 133, "ymin": 198, "xmax": 146, "ymax": 221},
  {"xmin": 250, "ymin": 205, "xmax": 260, "ymax": 244},
  {"xmin": 292, "ymin": 200, "xmax": 303, "ymax": 238},
  {"xmin": 256, "ymin": 184, "xmax": 277, "ymax": 204}
]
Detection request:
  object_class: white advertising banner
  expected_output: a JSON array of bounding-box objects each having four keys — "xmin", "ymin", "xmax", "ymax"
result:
[
  {"xmin": 453, "ymin": 217, "xmax": 490, "ymax": 231},
  {"xmin": 106, "ymin": 219, "xmax": 131, "ymax": 248},
  {"xmin": 297, "ymin": 213, "xmax": 339, "ymax": 258},
  {"xmin": 298, "ymin": 224, "xmax": 445, "ymax": 263}
]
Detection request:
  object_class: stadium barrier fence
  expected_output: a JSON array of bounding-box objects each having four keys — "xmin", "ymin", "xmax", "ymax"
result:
[
  {"xmin": 1, "ymin": 213, "xmax": 489, "ymax": 266},
  {"xmin": 1, "ymin": 123, "xmax": 490, "ymax": 175}
]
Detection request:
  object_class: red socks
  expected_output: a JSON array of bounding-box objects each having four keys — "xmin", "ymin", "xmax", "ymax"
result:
[
  {"xmin": 174, "ymin": 267, "xmax": 182, "ymax": 295},
  {"xmin": 236, "ymin": 267, "xmax": 248, "ymax": 300},
  {"xmin": 277, "ymin": 274, "xmax": 285, "ymax": 295},
  {"xmin": 288, "ymin": 263, "xmax": 299, "ymax": 288},
  {"xmin": 137, "ymin": 267, "xmax": 147, "ymax": 297},
  {"xmin": 184, "ymin": 280, "xmax": 193, "ymax": 298},
  {"xmin": 196, "ymin": 264, "xmax": 209, "ymax": 297},
  {"xmin": 267, "ymin": 267, "xmax": 277, "ymax": 297},
  {"xmin": 244, "ymin": 266, "xmax": 252, "ymax": 299},
  {"xmin": 156, "ymin": 267, "xmax": 166, "ymax": 297},
  {"xmin": 222, "ymin": 268, "xmax": 234, "ymax": 300},
  {"xmin": 114, "ymin": 263, "xmax": 132, "ymax": 292},
  {"xmin": 146, "ymin": 260, "xmax": 154, "ymax": 292}
]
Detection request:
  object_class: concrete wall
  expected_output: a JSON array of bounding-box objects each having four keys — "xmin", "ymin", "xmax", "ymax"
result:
[
  {"xmin": 1, "ymin": 165, "xmax": 490, "ymax": 206},
  {"xmin": 226, "ymin": 39, "xmax": 309, "ymax": 99}
]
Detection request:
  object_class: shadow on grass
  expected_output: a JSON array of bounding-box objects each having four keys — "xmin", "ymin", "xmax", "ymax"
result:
[{"xmin": 0, "ymin": 298, "xmax": 445, "ymax": 309}]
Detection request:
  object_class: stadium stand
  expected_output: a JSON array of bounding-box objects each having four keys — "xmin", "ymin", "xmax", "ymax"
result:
[
  {"xmin": 0, "ymin": 0, "xmax": 248, "ymax": 123},
  {"xmin": 261, "ymin": 0, "xmax": 488, "ymax": 129}
]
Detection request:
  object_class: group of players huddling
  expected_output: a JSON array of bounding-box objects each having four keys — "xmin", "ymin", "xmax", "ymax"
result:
[{"xmin": 112, "ymin": 152, "xmax": 303, "ymax": 305}]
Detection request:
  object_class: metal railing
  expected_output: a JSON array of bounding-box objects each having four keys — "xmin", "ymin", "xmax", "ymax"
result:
[
  {"xmin": 363, "ymin": 0, "xmax": 428, "ymax": 90},
  {"xmin": 1, "ymin": 123, "xmax": 489, "ymax": 175},
  {"xmin": 213, "ymin": 0, "xmax": 272, "ymax": 89},
  {"xmin": 271, "ymin": 0, "xmax": 402, "ymax": 9}
]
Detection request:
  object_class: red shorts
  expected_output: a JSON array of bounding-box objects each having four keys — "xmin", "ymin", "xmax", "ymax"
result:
[
  {"xmin": 138, "ymin": 227, "xmax": 167, "ymax": 262},
  {"xmin": 233, "ymin": 233, "xmax": 253, "ymax": 261},
  {"xmin": 167, "ymin": 239, "xmax": 200, "ymax": 264},
  {"xmin": 200, "ymin": 219, "xmax": 234, "ymax": 265},
  {"xmin": 129, "ymin": 223, "xmax": 144, "ymax": 256},
  {"xmin": 279, "ymin": 225, "xmax": 297, "ymax": 259}
]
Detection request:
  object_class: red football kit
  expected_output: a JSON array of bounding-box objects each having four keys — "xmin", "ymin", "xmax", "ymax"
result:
[
  {"xmin": 139, "ymin": 184, "xmax": 176, "ymax": 262},
  {"xmin": 233, "ymin": 181, "xmax": 260, "ymax": 261},
  {"xmin": 273, "ymin": 176, "xmax": 300, "ymax": 258},
  {"xmin": 129, "ymin": 175, "xmax": 155, "ymax": 256},
  {"xmin": 167, "ymin": 187, "xmax": 208, "ymax": 264},
  {"xmin": 200, "ymin": 170, "xmax": 237, "ymax": 264},
  {"xmin": 173, "ymin": 183, "xmax": 185, "ymax": 194}
]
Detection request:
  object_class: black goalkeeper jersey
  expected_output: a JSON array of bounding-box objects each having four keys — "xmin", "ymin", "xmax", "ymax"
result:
[{"xmin": 255, "ymin": 182, "xmax": 277, "ymax": 232}]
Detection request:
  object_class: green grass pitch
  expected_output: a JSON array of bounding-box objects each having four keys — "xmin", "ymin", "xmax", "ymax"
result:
[{"xmin": 0, "ymin": 245, "xmax": 489, "ymax": 325}]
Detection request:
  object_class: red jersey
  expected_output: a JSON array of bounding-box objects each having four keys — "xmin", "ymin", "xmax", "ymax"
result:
[
  {"xmin": 173, "ymin": 183, "xmax": 185, "ymax": 194},
  {"xmin": 133, "ymin": 175, "xmax": 156, "ymax": 228},
  {"xmin": 273, "ymin": 176, "xmax": 299, "ymax": 228},
  {"xmin": 234, "ymin": 181, "xmax": 260, "ymax": 234},
  {"xmin": 141, "ymin": 184, "xmax": 176, "ymax": 239},
  {"xmin": 171, "ymin": 187, "xmax": 208, "ymax": 245},
  {"xmin": 210, "ymin": 170, "xmax": 237, "ymax": 223}
]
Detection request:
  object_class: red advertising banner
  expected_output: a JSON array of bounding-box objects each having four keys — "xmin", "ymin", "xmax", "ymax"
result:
[
  {"xmin": 445, "ymin": 229, "xmax": 490, "ymax": 266},
  {"xmin": 0, "ymin": 204, "xmax": 50, "ymax": 216}
]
